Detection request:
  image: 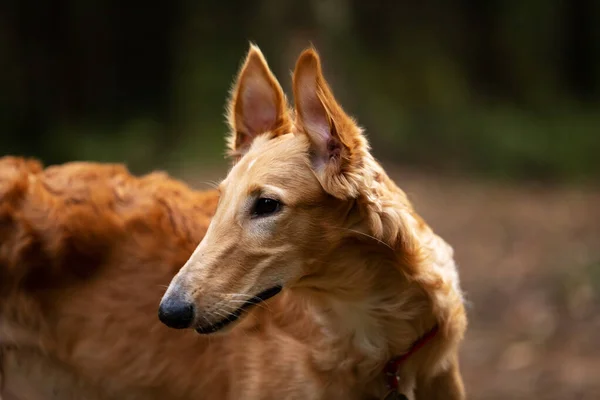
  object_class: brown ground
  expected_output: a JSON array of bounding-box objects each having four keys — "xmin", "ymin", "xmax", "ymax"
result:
[{"xmin": 182, "ymin": 165, "xmax": 600, "ymax": 400}]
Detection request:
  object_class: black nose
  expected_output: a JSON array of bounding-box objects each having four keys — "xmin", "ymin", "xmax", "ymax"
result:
[{"xmin": 158, "ymin": 294, "xmax": 195, "ymax": 329}]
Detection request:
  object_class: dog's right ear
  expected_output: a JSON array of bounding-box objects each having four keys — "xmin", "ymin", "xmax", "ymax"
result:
[{"xmin": 226, "ymin": 44, "xmax": 291, "ymax": 160}]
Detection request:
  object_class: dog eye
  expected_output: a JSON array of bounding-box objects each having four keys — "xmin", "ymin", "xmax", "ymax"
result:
[{"xmin": 252, "ymin": 198, "xmax": 281, "ymax": 218}]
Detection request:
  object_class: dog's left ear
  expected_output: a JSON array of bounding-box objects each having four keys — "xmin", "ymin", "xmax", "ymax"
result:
[
  {"xmin": 292, "ymin": 48, "xmax": 369, "ymax": 199},
  {"xmin": 227, "ymin": 44, "xmax": 292, "ymax": 159}
]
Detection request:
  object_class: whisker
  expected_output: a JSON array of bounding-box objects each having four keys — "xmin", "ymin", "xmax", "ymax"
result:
[
  {"xmin": 332, "ymin": 226, "xmax": 393, "ymax": 251},
  {"xmin": 223, "ymin": 293, "xmax": 276, "ymax": 312},
  {"xmin": 225, "ymin": 299, "xmax": 274, "ymax": 313},
  {"xmin": 212, "ymin": 310, "xmax": 230, "ymax": 320},
  {"xmin": 198, "ymin": 180, "xmax": 221, "ymax": 190}
]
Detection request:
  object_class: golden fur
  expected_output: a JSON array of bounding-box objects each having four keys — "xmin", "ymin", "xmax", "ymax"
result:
[{"xmin": 0, "ymin": 45, "xmax": 467, "ymax": 399}]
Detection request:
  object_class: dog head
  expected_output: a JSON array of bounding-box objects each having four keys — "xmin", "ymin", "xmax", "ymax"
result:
[{"xmin": 159, "ymin": 45, "xmax": 377, "ymax": 334}]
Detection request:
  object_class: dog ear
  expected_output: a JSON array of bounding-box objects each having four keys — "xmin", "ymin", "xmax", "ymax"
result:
[
  {"xmin": 226, "ymin": 44, "xmax": 291, "ymax": 159},
  {"xmin": 292, "ymin": 47, "xmax": 369, "ymax": 199}
]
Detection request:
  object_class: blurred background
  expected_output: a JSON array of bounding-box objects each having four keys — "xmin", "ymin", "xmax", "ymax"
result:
[{"xmin": 1, "ymin": 1, "xmax": 599, "ymax": 398}]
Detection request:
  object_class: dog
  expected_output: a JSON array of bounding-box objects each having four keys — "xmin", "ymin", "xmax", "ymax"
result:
[
  {"xmin": 159, "ymin": 45, "xmax": 467, "ymax": 399},
  {"xmin": 0, "ymin": 45, "xmax": 466, "ymax": 399}
]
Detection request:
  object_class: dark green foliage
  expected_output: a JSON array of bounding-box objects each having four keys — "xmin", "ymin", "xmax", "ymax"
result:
[{"xmin": 1, "ymin": 0, "xmax": 599, "ymax": 181}]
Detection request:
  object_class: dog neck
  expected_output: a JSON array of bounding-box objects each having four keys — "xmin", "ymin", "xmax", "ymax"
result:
[{"xmin": 286, "ymin": 238, "xmax": 435, "ymax": 397}]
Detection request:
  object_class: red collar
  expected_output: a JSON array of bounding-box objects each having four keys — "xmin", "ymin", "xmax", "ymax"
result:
[{"xmin": 383, "ymin": 324, "xmax": 439, "ymax": 391}]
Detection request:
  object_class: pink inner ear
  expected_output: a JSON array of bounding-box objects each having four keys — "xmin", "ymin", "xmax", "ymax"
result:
[
  {"xmin": 297, "ymin": 78, "xmax": 333, "ymax": 163},
  {"xmin": 240, "ymin": 78, "xmax": 277, "ymax": 136},
  {"xmin": 303, "ymin": 93, "xmax": 330, "ymax": 143}
]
